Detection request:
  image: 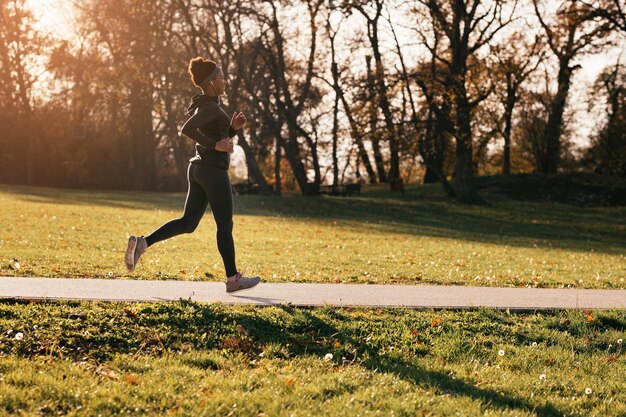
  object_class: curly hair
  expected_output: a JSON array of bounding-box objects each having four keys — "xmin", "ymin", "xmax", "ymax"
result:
[{"xmin": 188, "ymin": 57, "xmax": 218, "ymax": 87}]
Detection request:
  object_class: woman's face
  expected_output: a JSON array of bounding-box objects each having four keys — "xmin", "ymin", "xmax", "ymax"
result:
[{"xmin": 211, "ymin": 70, "xmax": 225, "ymax": 95}]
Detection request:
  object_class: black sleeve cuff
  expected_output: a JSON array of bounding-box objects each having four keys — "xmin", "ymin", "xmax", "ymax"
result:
[{"xmin": 228, "ymin": 126, "xmax": 239, "ymax": 138}]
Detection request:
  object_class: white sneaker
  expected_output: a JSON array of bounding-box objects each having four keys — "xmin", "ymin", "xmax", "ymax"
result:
[
  {"xmin": 226, "ymin": 272, "xmax": 260, "ymax": 293},
  {"xmin": 125, "ymin": 236, "xmax": 147, "ymax": 272}
]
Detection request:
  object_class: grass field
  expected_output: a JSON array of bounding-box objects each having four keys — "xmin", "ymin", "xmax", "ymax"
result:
[
  {"xmin": 1, "ymin": 183, "xmax": 624, "ymax": 288},
  {"xmin": 1, "ymin": 182, "xmax": 625, "ymax": 416},
  {"xmin": 0, "ymin": 300, "xmax": 624, "ymax": 416}
]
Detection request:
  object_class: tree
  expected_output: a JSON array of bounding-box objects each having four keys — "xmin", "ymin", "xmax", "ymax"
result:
[
  {"xmin": 580, "ymin": 0, "xmax": 626, "ymax": 33},
  {"xmin": 76, "ymin": 0, "xmax": 172, "ymax": 190},
  {"xmin": 0, "ymin": 0, "xmax": 51, "ymax": 184},
  {"xmin": 491, "ymin": 33, "xmax": 544, "ymax": 176},
  {"xmin": 344, "ymin": 0, "xmax": 401, "ymax": 181},
  {"xmin": 254, "ymin": 0, "xmax": 325, "ymax": 195},
  {"xmin": 584, "ymin": 60, "xmax": 626, "ymax": 176},
  {"xmin": 532, "ymin": 0, "xmax": 612, "ymax": 173},
  {"xmin": 321, "ymin": 8, "xmax": 377, "ymax": 183},
  {"xmin": 416, "ymin": 0, "xmax": 518, "ymax": 203},
  {"xmin": 385, "ymin": 2, "xmax": 454, "ymax": 194},
  {"xmin": 413, "ymin": 25, "xmax": 456, "ymax": 196}
]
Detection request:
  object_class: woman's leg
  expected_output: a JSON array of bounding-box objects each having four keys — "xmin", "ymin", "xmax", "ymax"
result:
[
  {"xmin": 195, "ymin": 165, "xmax": 237, "ymax": 278},
  {"xmin": 144, "ymin": 164, "xmax": 209, "ymax": 247}
]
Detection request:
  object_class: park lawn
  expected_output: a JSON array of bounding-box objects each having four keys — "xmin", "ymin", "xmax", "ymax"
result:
[
  {"xmin": 0, "ymin": 300, "xmax": 624, "ymax": 416},
  {"xmin": 0, "ymin": 183, "xmax": 624, "ymax": 289}
]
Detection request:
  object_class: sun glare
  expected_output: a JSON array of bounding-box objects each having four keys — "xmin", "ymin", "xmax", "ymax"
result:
[{"xmin": 26, "ymin": 0, "xmax": 76, "ymax": 40}]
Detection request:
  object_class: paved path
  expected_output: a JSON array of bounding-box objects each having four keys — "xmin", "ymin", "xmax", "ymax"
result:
[{"xmin": 1, "ymin": 277, "xmax": 625, "ymax": 310}]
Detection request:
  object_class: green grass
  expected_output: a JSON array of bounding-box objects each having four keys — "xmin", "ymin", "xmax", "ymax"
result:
[
  {"xmin": 0, "ymin": 300, "xmax": 624, "ymax": 416},
  {"xmin": 1, "ymin": 183, "xmax": 624, "ymax": 288},
  {"xmin": 1, "ymin": 183, "xmax": 624, "ymax": 415}
]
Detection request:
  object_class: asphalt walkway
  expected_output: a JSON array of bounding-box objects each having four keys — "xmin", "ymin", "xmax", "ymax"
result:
[{"xmin": 1, "ymin": 277, "xmax": 625, "ymax": 310}]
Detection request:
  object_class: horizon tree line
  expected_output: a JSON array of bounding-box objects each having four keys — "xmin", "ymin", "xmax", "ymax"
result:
[{"xmin": 0, "ymin": 0, "xmax": 624, "ymax": 202}]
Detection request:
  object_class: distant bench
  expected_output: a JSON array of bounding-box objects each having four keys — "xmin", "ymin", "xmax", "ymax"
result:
[
  {"xmin": 319, "ymin": 183, "xmax": 361, "ymax": 197},
  {"xmin": 232, "ymin": 183, "xmax": 260, "ymax": 195}
]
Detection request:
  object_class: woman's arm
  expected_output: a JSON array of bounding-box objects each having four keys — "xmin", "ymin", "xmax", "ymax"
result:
[
  {"xmin": 228, "ymin": 111, "xmax": 246, "ymax": 138},
  {"xmin": 179, "ymin": 106, "xmax": 218, "ymax": 150}
]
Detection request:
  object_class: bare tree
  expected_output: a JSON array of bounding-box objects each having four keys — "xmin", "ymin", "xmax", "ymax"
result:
[
  {"xmin": 491, "ymin": 33, "xmax": 544, "ymax": 176},
  {"xmin": 533, "ymin": 0, "xmax": 613, "ymax": 173},
  {"xmin": 580, "ymin": 0, "xmax": 626, "ymax": 33},
  {"xmin": 364, "ymin": 54, "xmax": 388, "ymax": 182},
  {"xmin": 409, "ymin": 11, "xmax": 457, "ymax": 196},
  {"xmin": 254, "ymin": 0, "xmax": 325, "ymax": 195},
  {"xmin": 323, "ymin": 14, "xmax": 378, "ymax": 184},
  {"xmin": 584, "ymin": 58, "xmax": 626, "ymax": 176},
  {"xmin": 416, "ymin": 0, "xmax": 518, "ymax": 203},
  {"xmin": 344, "ymin": 0, "xmax": 401, "ymax": 181},
  {"xmin": 0, "ymin": 0, "xmax": 50, "ymax": 184}
]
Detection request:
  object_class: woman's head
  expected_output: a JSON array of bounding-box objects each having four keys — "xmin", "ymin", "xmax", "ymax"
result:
[{"xmin": 188, "ymin": 57, "xmax": 225, "ymax": 95}]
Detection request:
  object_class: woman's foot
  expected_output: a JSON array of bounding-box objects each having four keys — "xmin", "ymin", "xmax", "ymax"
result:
[
  {"xmin": 125, "ymin": 236, "xmax": 148, "ymax": 272},
  {"xmin": 226, "ymin": 272, "xmax": 260, "ymax": 293}
]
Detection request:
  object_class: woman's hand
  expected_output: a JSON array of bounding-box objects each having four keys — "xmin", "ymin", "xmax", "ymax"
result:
[
  {"xmin": 231, "ymin": 111, "xmax": 247, "ymax": 130},
  {"xmin": 215, "ymin": 138, "xmax": 234, "ymax": 153}
]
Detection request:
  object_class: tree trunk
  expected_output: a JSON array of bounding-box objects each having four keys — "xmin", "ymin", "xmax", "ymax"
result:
[
  {"xmin": 454, "ymin": 92, "xmax": 480, "ymax": 203},
  {"xmin": 542, "ymin": 61, "xmax": 572, "ymax": 173},
  {"xmin": 172, "ymin": 140, "xmax": 189, "ymax": 190},
  {"xmin": 282, "ymin": 130, "xmax": 310, "ymax": 194},
  {"xmin": 164, "ymin": 93, "xmax": 189, "ymax": 190},
  {"xmin": 420, "ymin": 109, "xmax": 455, "ymax": 197},
  {"xmin": 301, "ymin": 128, "xmax": 321, "ymax": 186},
  {"xmin": 274, "ymin": 138, "xmax": 282, "ymax": 195},
  {"xmin": 366, "ymin": 55, "xmax": 387, "ymax": 183},
  {"xmin": 331, "ymin": 63, "xmax": 340, "ymax": 186},
  {"xmin": 338, "ymin": 92, "xmax": 376, "ymax": 183},
  {"xmin": 503, "ymin": 88, "xmax": 515, "ymax": 177},
  {"xmin": 370, "ymin": 28, "xmax": 400, "ymax": 180},
  {"xmin": 129, "ymin": 81, "xmax": 154, "ymax": 190},
  {"xmin": 422, "ymin": 131, "xmax": 447, "ymax": 185},
  {"xmin": 236, "ymin": 129, "xmax": 273, "ymax": 194}
]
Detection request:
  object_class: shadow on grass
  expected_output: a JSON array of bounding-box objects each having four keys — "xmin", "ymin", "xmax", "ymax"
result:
[
  {"xmin": 274, "ymin": 308, "xmax": 564, "ymax": 417},
  {"xmin": 1, "ymin": 299, "xmax": 579, "ymax": 416},
  {"xmin": 2, "ymin": 183, "xmax": 625, "ymax": 255}
]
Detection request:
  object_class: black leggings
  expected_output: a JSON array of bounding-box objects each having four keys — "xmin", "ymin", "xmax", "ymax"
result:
[{"xmin": 144, "ymin": 163, "xmax": 237, "ymax": 277}]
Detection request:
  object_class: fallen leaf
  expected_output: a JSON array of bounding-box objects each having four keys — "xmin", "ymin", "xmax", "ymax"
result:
[
  {"xmin": 410, "ymin": 328, "xmax": 419, "ymax": 336},
  {"xmin": 431, "ymin": 318, "xmax": 441, "ymax": 327},
  {"xmin": 124, "ymin": 308, "xmax": 139, "ymax": 320},
  {"xmin": 101, "ymin": 369, "xmax": 119, "ymax": 380},
  {"xmin": 221, "ymin": 337, "xmax": 240, "ymax": 349},
  {"xmin": 607, "ymin": 355, "xmax": 617, "ymax": 363},
  {"xmin": 284, "ymin": 378, "xmax": 296, "ymax": 386},
  {"xmin": 124, "ymin": 375, "xmax": 140, "ymax": 384}
]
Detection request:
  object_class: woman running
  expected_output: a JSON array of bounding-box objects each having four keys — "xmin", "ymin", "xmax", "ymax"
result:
[{"xmin": 124, "ymin": 57, "xmax": 260, "ymax": 293}]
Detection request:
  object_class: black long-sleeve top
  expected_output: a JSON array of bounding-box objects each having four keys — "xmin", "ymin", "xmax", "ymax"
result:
[{"xmin": 180, "ymin": 93, "xmax": 238, "ymax": 170}]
